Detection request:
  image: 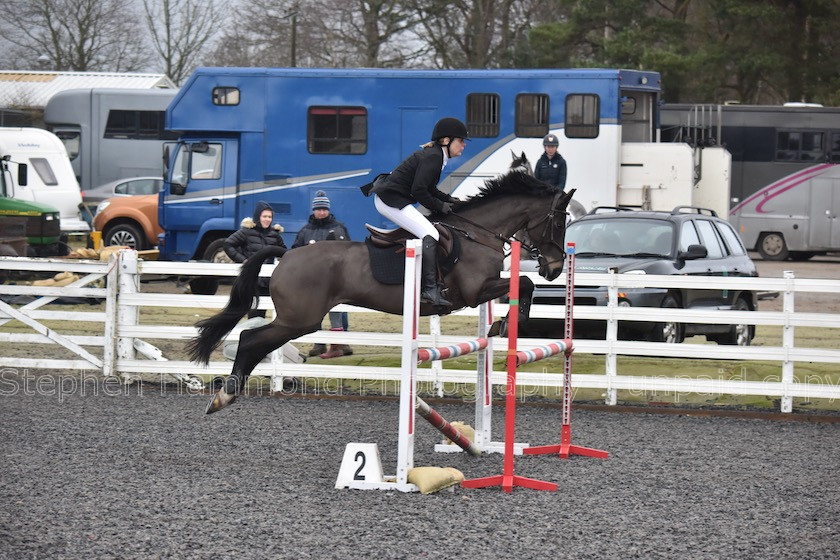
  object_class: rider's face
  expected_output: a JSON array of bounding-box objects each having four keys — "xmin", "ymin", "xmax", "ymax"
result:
[
  {"xmin": 259, "ymin": 210, "xmax": 273, "ymax": 229},
  {"xmin": 446, "ymin": 137, "xmax": 466, "ymax": 158}
]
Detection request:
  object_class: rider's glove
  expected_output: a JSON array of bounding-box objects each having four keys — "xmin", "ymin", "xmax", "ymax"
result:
[
  {"xmin": 447, "ymin": 195, "xmax": 461, "ymax": 204},
  {"xmin": 440, "ymin": 202, "xmax": 454, "ymax": 214}
]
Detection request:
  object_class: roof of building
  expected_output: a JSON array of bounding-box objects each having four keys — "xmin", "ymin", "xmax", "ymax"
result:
[{"xmin": 0, "ymin": 70, "xmax": 176, "ymax": 108}]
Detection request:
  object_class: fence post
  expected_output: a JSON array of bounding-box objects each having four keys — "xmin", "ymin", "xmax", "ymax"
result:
[
  {"xmin": 781, "ymin": 270, "xmax": 795, "ymax": 413},
  {"xmin": 117, "ymin": 250, "xmax": 139, "ymax": 365},
  {"xmin": 605, "ymin": 269, "xmax": 618, "ymax": 405},
  {"xmin": 102, "ymin": 254, "xmax": 120, "ymax": 377},
  {"xmin": 430, "ymin": 314, "xmax": 443, "ymax": 397}
]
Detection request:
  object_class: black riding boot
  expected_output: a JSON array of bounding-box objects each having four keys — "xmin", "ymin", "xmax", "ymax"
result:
[{"xmin": 420, "ymin": 235, "xmax": 452, "ymax": 307}]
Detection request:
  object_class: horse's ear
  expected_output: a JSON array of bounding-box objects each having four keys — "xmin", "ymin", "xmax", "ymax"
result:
[
  {"xmin": 520, "ymin": 151, "xmax": 526, "ymax": 160},
  {"xmin": 510, "ymin": 149, "xmax": 516, "ymax": 157},
  {"xmin": 559, "ymin": 188, "xmax": 576, "ymax": 210}
]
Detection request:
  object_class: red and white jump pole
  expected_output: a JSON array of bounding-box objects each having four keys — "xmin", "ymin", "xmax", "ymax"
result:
[
  {"xmin": 523, "ymin": 242, "xmax": 608, "ymax": 460},
  {"xmin": 461, "ymin": 241, "xmax": 558, "ymax": 493}
]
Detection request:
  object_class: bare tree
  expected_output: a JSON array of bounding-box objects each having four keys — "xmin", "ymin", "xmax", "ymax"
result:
[
  {"xmin": 0, "ymin": 0, "xmax": 147, "ymax": 71},
  {"xmin": 410, "ymin": 0, "xmax": 542, "ymax": 68},
  {"xmin": 143, "ymin": 0, "xmax": 228, "ymax": 85}
]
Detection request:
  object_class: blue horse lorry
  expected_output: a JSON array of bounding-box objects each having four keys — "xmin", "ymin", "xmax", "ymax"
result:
[{"xmin": 158, "ymin": 67, "xmax": 730, "ymax": 262}]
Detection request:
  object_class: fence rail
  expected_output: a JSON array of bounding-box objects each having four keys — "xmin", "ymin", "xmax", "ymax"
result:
[{"xmin": 2, "ymin": 253, "xmax": 839, "ymax": 412}]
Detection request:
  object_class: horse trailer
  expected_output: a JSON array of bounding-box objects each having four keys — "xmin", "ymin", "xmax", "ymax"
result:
[
  {"xmin": 661, "ymin": 103, "xmax": 840, "ymax": 259},
  {"xmin": 44, "ymin": 88, "xmax": 178, "ymax": 194},
  {"xmin": 158, "ymin": 67, "xmax": 731, "ymax": 262}
]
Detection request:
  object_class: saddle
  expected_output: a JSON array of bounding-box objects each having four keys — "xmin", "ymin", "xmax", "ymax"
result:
[
  {"xmin": 364, "ymin": 223, "xmax": 460, "ymax": 285},
  {"xmin": 365, "ymin": 223, "xmax": 455, "ymax": 256}
]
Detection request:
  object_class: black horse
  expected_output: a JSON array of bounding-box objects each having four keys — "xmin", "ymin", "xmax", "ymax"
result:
[{"xmin": 189, "ymin": 170, "xmax": 574, "ymax": 413}]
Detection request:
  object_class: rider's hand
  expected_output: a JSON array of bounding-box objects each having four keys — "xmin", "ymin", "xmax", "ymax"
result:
[
  {"xmin": 447, "ymin": 195, "xmax": 461, "ymax": 204},
  {"xmin": 440, "ymin": 202, "xmax": 454, "ymax": 214}
]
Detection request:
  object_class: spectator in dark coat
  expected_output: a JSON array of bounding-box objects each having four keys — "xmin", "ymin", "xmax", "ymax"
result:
[
  {"xmin": 534, "ymin": 133, "xmax": 567, "ymax": 190},
  {"xmin": 224, "ymin": 201, "xmax": 286, "ymax": 316},
  {"xmin": 292, "ymin": 191, "xmax": 353, "ymax": 359}
]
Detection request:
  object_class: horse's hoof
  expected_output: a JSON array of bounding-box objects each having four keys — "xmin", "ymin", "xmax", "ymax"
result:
[
  {"xmin": 205, "ymin": 389, "xmax": 236, "ymax": 414},
  {"xmin": 488, "ymin": 319, "xmax": 508, "ymax": 337}
]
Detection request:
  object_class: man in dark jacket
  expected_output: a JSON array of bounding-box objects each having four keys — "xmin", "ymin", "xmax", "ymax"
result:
[
  {"xmin": 534, "ymin": 133, "xmax": 567, "ymax": 190},
  {"xmin": 292, "ymin": 191, "xmax": 353, "ymax": 359}
]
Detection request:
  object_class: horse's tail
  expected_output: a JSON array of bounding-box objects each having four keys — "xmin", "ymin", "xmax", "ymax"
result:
[{"xmin": 186, "ymin": 246, "xmax": 288, "ymax": 365}]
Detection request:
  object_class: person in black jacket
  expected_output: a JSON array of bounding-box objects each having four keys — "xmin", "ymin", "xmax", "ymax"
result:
[
  {"xmin": 370, "ymin": 117, "xmax": 468, "ymax": 307},
  {"xmin": 224, "ymin": 201, "xmax": 286, "ymax": 316},
  {"xmin": 534, "ymin": 133, "xmax": 567, "ymax": 190},
  {"xmin": 292, "ymin": 191, "xmax": 353, "ymax": 359}
]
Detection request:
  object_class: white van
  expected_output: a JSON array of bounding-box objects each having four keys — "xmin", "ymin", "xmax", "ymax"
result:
[
  {"xmin": 0, "ymin": 127, "xmax": 89, "ymax": 232},
  {"xmin": 730, "ymin": 164, "xmax": 840, "ymax": 260}
]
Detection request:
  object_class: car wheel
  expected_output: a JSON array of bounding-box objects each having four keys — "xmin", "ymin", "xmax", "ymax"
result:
[
  {"xmin": 204, "ymin": 238, "xmax": 232, "ymax": 263},
  {"xmin": 757, "ymin": 232, "xmax": 789, "ymax": 261},
  {"xmin": 650, "ymin": 294, "xmax": 684, "ymax": 343},
  {"xmin": 104, "ymin": 223, "xmax": 146, "ymax": 250},
  {"xmin": 716, "ymin": 298, "xmax": 752, "ymax": 346}
]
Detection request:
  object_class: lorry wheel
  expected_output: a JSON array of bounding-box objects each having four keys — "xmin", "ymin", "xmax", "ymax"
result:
[
  {"xmin": 757, "ymin": 232, "xmax": 789, "ymax": 261},
  {"xmin": 104, "ymin": 223, "xmax": 146, "ymax": 250},
  {"xmin": 204, "ymin": 239, "xmax": 233, "ymax": 263}
]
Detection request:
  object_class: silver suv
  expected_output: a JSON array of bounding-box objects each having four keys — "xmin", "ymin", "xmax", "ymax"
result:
[{"xmin": 524, "ymin": 206, "xmax": 758, "ymax": 345}]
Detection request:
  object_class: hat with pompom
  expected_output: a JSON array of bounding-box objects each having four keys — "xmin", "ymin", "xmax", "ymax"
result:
[{"xmin": 312, "ymin": 190, "xmax": 330, "ymax": 210}]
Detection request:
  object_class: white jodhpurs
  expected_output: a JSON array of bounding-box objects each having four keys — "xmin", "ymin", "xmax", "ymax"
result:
[{"xmin": 374, "ymin": 195, "xmax": 439, "ymax": 241}]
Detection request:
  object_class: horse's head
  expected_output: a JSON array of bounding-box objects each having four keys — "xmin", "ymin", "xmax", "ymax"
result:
[
  {"xmin": 524, "ymin": 188, "xmax": 575, "ymax": 281},
  {"xmin": 509, "ymin": 150, "xmax": 533, "ymax": 175}
]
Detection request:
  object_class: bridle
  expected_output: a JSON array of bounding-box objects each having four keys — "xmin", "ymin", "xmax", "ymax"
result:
[{"xmin": 443, "ymin": 191, "xmax": 568, "ymax": 264}]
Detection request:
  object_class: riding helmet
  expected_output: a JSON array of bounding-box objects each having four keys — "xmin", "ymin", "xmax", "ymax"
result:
[
  {"xmin": 431, "ymin": 117, "xmax": 470, "ymax": 141},
  {"xmin": 543, "ymin": 133, "xmax": 559, "ymax": 147}
]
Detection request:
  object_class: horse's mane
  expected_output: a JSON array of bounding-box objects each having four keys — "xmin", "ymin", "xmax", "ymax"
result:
[{"xmin": 453, "ymin": 169, "xmax": 559, "ymax": 213}]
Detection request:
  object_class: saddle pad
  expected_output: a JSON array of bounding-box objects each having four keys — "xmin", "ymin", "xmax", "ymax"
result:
[
  {"xmin": 365, "ymin": 238, "xmax": 407, "ymax": 285},
  {"xmin": 365, "ymin": 232, "xmax": 461, "ymax": 286}
]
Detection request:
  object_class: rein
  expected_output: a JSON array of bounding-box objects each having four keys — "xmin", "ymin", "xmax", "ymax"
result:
[{"xmin": 444, "ymin": 192, "xmax": 567, "ymax": 259}]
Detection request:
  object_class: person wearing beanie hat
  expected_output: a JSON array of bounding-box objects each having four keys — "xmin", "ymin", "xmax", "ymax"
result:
[
  {"xmin": 292, "ymin": 190, "xmax": 353, "ymax": 359},
  {"xmin": 224, "ymin": 200, "xmax": 286, "ymax": 317},
  {"xmin": 534, "ymin": 133, "xmax": 567, "ymax": 190}
]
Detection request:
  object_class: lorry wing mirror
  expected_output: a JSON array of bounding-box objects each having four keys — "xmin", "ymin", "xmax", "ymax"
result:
[
  {"xmin": 170, "ymin": 182, "xmax": 187, "ymax": 195},
  {"xmin": 162, "ymin": 145, "xmax": 170, "ymax": 179},
  {"xmin": 17, "ymin": 162, "xmax": 27, "ymax": 187}
]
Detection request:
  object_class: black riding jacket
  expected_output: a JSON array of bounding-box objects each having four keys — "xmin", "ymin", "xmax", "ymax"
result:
[
  {"xmin": 534, "ymin": 152, "xmax": 568, "ymax": 190},
  {"xmin": 370, "ymin": 145, "xmax": 452, "ymax": 213}
]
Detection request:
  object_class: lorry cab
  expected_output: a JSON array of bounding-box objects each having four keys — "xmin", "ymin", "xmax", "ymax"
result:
[{"xmin": 0, "ymin": 127, "xmax": 89, "ymax": 233}]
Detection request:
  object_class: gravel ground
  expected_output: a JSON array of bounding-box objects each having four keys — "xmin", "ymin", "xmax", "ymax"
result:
[{"xmin": 1, "ymin": 374, "xmax": 839, "ymax": 560}]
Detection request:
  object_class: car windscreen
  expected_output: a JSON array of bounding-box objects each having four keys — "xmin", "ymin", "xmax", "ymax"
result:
[{"xmin": 566, "ymin": 218, "xmax": 675, "ymax": 257}]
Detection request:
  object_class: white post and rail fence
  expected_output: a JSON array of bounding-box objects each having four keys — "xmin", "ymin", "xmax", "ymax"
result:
[{"xmin": 1, "ymin": 252, "xmax": 839, "ymax": 413}]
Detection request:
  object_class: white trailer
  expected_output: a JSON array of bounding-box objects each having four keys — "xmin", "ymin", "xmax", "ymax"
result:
[{"xmin": 0, "ymin": 127, "xmax": 89, "ymax": 232}]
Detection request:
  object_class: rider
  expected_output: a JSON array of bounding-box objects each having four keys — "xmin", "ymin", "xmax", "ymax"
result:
[
  {"xmin": 534, "ymin": 133, "xmax": 567, "ymax": 191},
  {"xmin": 370, "ymin": 117, "xmax": 469, "ymax": 307}
]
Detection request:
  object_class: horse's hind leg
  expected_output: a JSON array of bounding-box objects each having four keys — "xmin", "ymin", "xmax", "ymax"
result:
[{"xmin": 206, "ymin": 321, "xmax": 318, "ymax": 414}]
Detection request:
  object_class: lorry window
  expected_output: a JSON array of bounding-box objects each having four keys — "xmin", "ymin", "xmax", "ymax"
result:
[
  {"xmin": 55, "ymin": 130, "xmax": 80, "ymax": 159},
  {"xmin": 104, "ymin": 110, "xmax": 178, "ymax": 140},
  {"xmin": 565, "ymin": 94, "xmax": 599, "ymax": 139},
  {"xmin": 29, "ymin": 158, "xmax": 58, "ymax": 186},
  {"xmin": 776, "ymin": 130, "xmax": 824, "ymax": 162},
  {"xmin": 467, "ymin": 93, "xmax": 500, "ymax": 138},
  {"xmin": 212, "ymin": 87, "xmax": 240, "ymax": 106},
  {"xmin": 515, "ymin": 94, "xmax": 549, "ymax": 138},
  {"xmin": 191, "ymin": 143, "xmax": 222, "ymax": 179},
  {"xmin": 830, "ymin": 132, "xmax": 840, "ymax": 163},
  {"xmin": 307, "ymin": 107, "xmax": 367, "ymax": 154}
]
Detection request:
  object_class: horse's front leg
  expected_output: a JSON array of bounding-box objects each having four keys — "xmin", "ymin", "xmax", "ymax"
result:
[{"xmin": 478, "ymin": 276, "xmax": 535, "ymax": 337}]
